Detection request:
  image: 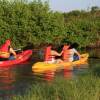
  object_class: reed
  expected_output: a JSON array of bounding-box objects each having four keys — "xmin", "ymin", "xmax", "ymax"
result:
[{"xmin": 12, "ymin": 74, "xmax": 100, "ymax": 100}]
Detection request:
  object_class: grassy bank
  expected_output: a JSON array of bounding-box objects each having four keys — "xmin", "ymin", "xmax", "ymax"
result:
[{"xmin": 12, "ymin": 74, "xmax": 100, "ymax": 100}]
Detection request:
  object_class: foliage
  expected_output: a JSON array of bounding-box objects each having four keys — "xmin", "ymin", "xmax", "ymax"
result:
[{"xmin": 0, "ymin": 0, "xmax": 100, "ymax": 48}]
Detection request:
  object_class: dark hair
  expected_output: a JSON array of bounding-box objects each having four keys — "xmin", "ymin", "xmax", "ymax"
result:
[{"xmin": 68, "ymin": 43, "xmax": 79, "ymax": 49}]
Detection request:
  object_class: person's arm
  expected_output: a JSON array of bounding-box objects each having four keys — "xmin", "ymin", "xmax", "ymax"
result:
[
  {"xmin": 51, "ymin": 50, "xmax": 63, "ymax": 56},
  {"xmin": 10, "ymin": 47, "xmax": 17, "ymax": 58},
  {"xmin": 73, "ymin": 48, "xmax": 81, "ymax": 59},
  {"xmin": 60, "ymin": 50, "xmax": 63, "ymax": 56}
]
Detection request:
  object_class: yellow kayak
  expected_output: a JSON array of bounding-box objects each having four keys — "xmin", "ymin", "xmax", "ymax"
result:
[{"xmin": 32, "ymin": 53, "xmax": 89, "ymax": 73}]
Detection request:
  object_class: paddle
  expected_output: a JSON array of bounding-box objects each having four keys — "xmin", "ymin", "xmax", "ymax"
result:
[{"xmin": 14, "ymin": 48, "xmax": 22, "ymax": 52}]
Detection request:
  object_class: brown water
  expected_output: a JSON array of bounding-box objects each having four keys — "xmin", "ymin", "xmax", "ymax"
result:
[
  {"xmin": 0, "ymin": 49, "xmax": 100, "ymax": 100},
  {"xmin": 0, "ymin": 62, "xmax": 33, "ymax": 99}
]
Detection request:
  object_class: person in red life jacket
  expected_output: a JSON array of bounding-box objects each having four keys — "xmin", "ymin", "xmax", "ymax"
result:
[
  {"xmin": 0, "ymin": 39, "xmax": 17, "ymax": 61},
  {"xmin": 44, "ymin": 44, "xmax": 63, "ymax": 63}
]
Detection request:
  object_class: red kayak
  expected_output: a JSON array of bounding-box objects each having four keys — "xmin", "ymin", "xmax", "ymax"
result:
[{"xmin": 0, "ymin": 50, "xmax": 32, "ymax": 67}]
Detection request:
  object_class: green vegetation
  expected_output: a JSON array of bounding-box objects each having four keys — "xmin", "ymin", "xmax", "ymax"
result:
[
  {"xmin": 0, "ymin": 0, "xmax": 100, "ymax": 48},
  {"xmin": 12, "ymin": 74, "xmax": 100, "ymax": 100}
]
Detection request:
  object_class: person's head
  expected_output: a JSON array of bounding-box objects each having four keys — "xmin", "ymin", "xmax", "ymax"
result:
[
  {"xmin": 46, "ymin": 43, "xmax": 57, "ymax": 50},
  {"xmin": 5, "ymin": 39, "xmax": 11, "ymax": 46},
  {"xmin": 59, "ymin": 44, "xmax": 70, "ymax": 51},
  {"xmin": 44, "ymin": 43, "xmax": 52, "ymax": 51},
  {"xmin": 68, "ymin": 43, "xmax": 79, "ymax": 49}
]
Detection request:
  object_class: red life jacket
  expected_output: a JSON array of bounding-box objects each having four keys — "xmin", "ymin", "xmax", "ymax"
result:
[
  {"xmin": 0, "ymin": 40, "xmax": 11, "ymax": 52},
  {"xmin": 62, "ymin": 45, "xmax": 70, "ymax": 61},
  {"xmin": 44, "ymin": 46, "xmax": 52, "ymax": 62}
]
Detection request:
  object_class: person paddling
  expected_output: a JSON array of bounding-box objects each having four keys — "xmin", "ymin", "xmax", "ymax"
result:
[
  {"xmin": 62, "ymin": 43, "xmax": 81, "ymax": 62},
  {"xmin": 0, "ymin": 39, "xmax": 17, "ymax": 61}
]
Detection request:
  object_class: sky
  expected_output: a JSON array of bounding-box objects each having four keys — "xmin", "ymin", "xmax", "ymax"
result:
[{"xmin": 29, "ymin": 0, "xmax": 100, "ymax": 12}]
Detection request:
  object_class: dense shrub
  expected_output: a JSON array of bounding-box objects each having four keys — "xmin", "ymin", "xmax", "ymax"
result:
[{"xmin": 0, "ymin": 0, "xmax": 100, "ymax": 48}]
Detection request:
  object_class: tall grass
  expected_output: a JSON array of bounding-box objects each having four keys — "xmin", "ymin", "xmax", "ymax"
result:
[{"xmin": 12, "ymin": 74, "xmax": 100, "ymax": 100}]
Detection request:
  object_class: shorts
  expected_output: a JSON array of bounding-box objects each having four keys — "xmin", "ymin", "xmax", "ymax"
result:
[
  {"xmin": 8, "ymin": 55, "xmax": 16, "ymax": 60},
  {"xmin": 73, "ymin": 55, "xmax": 79, "ymax": 61}
]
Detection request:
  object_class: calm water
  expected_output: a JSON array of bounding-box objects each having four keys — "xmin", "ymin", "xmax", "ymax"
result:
[{"xmin": 0, "ymin": 49, "xmax": 100, "ymax": 100}]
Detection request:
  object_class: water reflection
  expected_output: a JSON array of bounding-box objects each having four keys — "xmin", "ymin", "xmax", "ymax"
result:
[
  {"xmin": 0, "ymin": 61, "xmax": 34, "ymax": 100},
  {"xmin": 36, "ymin": 65, "xmax": 89, "ymax": 82},
  {"xmin": 63, "ymin": 69, "xmax": 73, "ymax": 79},
  {"xmin": 43, "ymin": 71, "xmax": 54, "ymax": 82},
  {"xmin": 0, "ymin": 67, "xmax": 15, "ymax": 88},
  {"xmin": 0, "ymin": 67, "xmax": 15, "ymax": 99}
]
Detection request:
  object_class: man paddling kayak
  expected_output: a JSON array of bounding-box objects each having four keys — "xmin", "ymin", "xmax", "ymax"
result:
[{"xmin": 0, "ymin": 39, "xmax": 17, "ymax": 61}]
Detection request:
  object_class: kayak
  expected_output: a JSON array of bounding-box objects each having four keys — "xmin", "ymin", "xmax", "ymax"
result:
[
  {"xmin": 32, "ymin": 53, "xmax": 89, "ymax": 73},
  {"xmin": 0, "ymin": 50, "xmax": 32, "ymax": 67}
]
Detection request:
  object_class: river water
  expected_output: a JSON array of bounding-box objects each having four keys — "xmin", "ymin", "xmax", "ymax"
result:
[{"xmin": 0, "ymin": 49, "xmax": 100, "ymax": 100}]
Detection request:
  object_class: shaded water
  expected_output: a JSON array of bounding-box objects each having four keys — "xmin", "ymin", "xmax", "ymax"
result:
[
  {"xmin": 0, "ymin": 62, "xmax": 33, "ymax": 100},
  {"xmin": 0, "ymin": 49, "xmax": 100, "ymax": 100}
]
